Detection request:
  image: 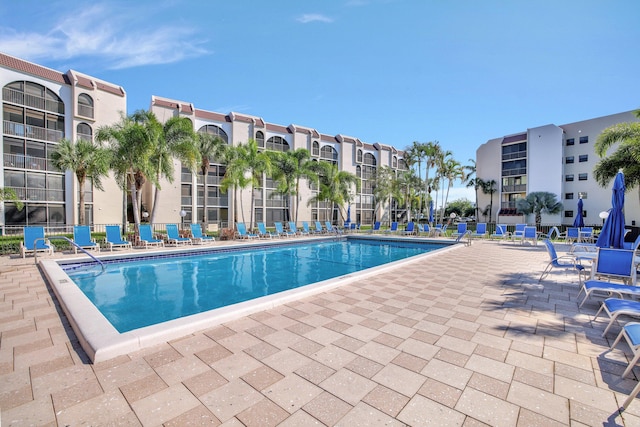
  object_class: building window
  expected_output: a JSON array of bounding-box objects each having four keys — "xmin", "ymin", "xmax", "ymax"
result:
[
  {"xmin": 565, "ymin": 210, "xmax": 574, "ymax": 218},
  {"xmin": 392, "ymin": 156, "xmax": 397, "ymax": 168},
  {"xmin": 579, "ymin": 154, "xmax": 588, "ymax": 162},
  {"xmin": 363, "ymin": 153, "xmax": 376, "ymax": 166},
  {"xmin": 255, "ymin": 131, "xmax": 264, "ymax": 148},
  {"xmin": 579, "ymin": 136, "xmax": 589, "ymax": 144},
  {"xmin": 77, "ymin": 93, "xmax": 94, "ymax": 118},
  {"xmin": 565, "ymin": 156, "xmax": 574, "ymax": 164},
  {"xmin": 357, "ymin": 149, "xmax": 363, "ymax": 163},
  {"xmin": 77, "ymin": 122, "xmax": 92, "ymax": 141},
  {"xmin": 312, "ymin": 141, "xmax": 319, "ymax": 156},
  {"xmin": 266, "ymin": 136, "xmax": 289, "ymax": 152},
  {"xmin": 583, "ymin": 211, "xmax": 588, "ymax": 218},
  {"xmin": 578, "ymin": 173, "xmax": 588, "ymax": 181},
  {"xmin": 565, "ymin": 174, "xmax": 574, "ymax": 182},
  {"xmin": 565, "ymin": 193, "xmax": 574, "ymax": 199},
  {"xmin": 320, "ymin": 145, "xmax": 338, "ymax": 165},
  {"xmin": 198, "ymin": 124, "xmax": 229, "ymax": 144},
  {"xmin": 566, "ymin": 138, "xmax": 575, "ymax": 146},
  {"xmin": 578, "ymin": 192, "xmax": 587, "ymax": 199}
]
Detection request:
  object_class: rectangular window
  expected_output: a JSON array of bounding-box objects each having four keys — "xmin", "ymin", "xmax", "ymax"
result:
[
  {"xmin": 579, "ymin": 136, "xmax": 589, "ymax": 144},
  {"xmin": 565, "ymin": 210, "xmax": 574, "ymax": 218},
  {"xmin": 583, "ymin": 211, "xmax": 587, "ymax": 218},
  {"xmin": 578, "ymin": 192, "xmax": 587, "ymax": 199},
  {"xmin": 579, "ymin": 154, "xmax": 588, "ymax": 162},
  {"xmin": 565, "ymin": 193, "xmax": 574, "ymax": 199},
  {"xmin": 565, "ymin": 174, "xmax": 574, "ymax": 182},
  {"xmin": 565, "ymin": 156, "xmax": 574, "ymax": 164},
  {"xmin": 566, "ymin": 138, "xmax": 575, "ymax": 146},
  {"xmin": 579, "ymin": 173, "xmax": 588, "ymax": 181}
]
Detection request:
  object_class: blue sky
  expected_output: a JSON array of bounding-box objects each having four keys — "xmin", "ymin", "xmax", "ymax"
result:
[{"xmin": 1, "ymin": 0, "xmax": 639, "ymax": 202}]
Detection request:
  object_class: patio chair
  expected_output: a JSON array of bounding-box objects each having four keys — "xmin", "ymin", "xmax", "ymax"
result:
[
  {"xmin": 72, "ymin": 225, "xmax": 100, "ymax": 253},
  {"xmin": 237, "ymin": 223, "xmax": 258, "ymax": 239},
  {"xmin": 257, "ymin": 222, "xmax": 276, "ymax": 238},
  {"xmin": 490, "ymin": 224, "xmax": 509, "ymax": 241},
  {"xmin": 579, "ymin": 227, "xmax": 595, "ymax": 243},
  {"xmin": 138, "ymin": 224, "xmax": 164, "ymax": 248},
  {"xmin": 166, "ymin": 224, "xmax": 192, "ymax": 246},
  {"xmin": 451, "ymin": 223, "xmax": 467, "ymax": 238},
  {"xmin": 302, "ymin": 222, "xmax": 313, "ymax": 235},
  {"xmin": 384, "ymin": 222, "xmax": 399, "ymax": 234},
  {"xmin": 611, "ymin": 322, "xmax": 640, "ymax": 379},
  {"xmin": 538, "ymin": 239, "xmax": 586, "ymax": 284},
  {"xmin": 522, "ymin": 226, "xmax": 538, "ymax": 246},
  {"xmin": 538, "ymin": 226, "xmax": 560, "ymax": 241},
  {"xmin": 370, "ymin": 221, "xmax": 381, "ymax": 233},
  {"xmin": 577, "ymin": 248, "xmax": 639, "ymax": 307},
  {"xmin": 432, "ymin": 224, "xmax": 447, "ymax": 237},
  {"xmin": 511, "ymin": 224, "xmax": 526, "ymax": 243},
  {"xmin": 325, "ymin": 221, "xmax": 342, "ymax": 234},
  {"xmin": 289, "ymin": 221, "xmax": 308, "ymax": 236},
  {"xmin": 470, "ymin": 223, "xmax": 487, "ymax": 239},
  {"xmin": 275, "ymin": 222, "xmax": 295, "ymax": 237},
  {"xmin": 624, "ymin": 234, "xmax": 640, "ymax": 251},
  {"xmin": 565, "ymin": 227, "xmax": 580, "ymax": 244},
  {"xmin": 190, "ymin": 223, "xmax": 214, "ymax": 244},
  {"xmin": 20, "ymin": 226, "xmax": 54, "ymax": 258},
  {"xmin": 105, "ymin": 225, "xmax": 132, "ymax": 251},
  {"xmin": 314, "ymin": 221, "xmax": 326, "ymax": 234},
  {"xmin": 349, "ymin": 223, "xmax": 360, "ymax": 233},
  {"xmin": 403, "ymin": 222, "xmax": 416, "ymax": 236},
  {"xmin": 594, "ymin": 297, "xmax": 640, "ymax": 337}
]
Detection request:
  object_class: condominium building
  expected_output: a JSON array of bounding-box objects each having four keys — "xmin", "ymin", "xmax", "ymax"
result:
[{"xmin": 476, "ymin": 110, "xmax": 640, "ymax": 226}]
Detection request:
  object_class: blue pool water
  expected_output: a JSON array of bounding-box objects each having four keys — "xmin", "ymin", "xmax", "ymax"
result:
[{"xmin": 64, "ymin": 239, "xmax": 446, "ymax": 333}]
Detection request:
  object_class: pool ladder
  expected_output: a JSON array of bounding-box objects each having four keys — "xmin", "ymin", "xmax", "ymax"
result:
[{"xmin": 33, "ymin": 236, "xmax": 105, "ymax": 271}]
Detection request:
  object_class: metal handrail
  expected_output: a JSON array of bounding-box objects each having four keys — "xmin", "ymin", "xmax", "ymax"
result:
[{"xmin": 34, "ymin": 236, "xmax": 105, "ymax": 271}]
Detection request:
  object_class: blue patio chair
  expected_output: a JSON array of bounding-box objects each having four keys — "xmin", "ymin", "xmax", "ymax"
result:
[
  {"xmin": 325, "ymin": 221, "xmax": 342, "ymax": 234},
  {"xmin": 522, "ymin": 226, "xmax": 538, "ymax": 246},
  {"xmin": 370, "ymin": 221, "xmax": 381, "ymax": 233},
  {"xmin": 490, "ymin": 224, "xmax": 509, "ymax": 241},
  {"xmin": 314, "ymin": 221, "xmax": 326, "ymax": 234},
  {"xmin": 577, "ymin": 248, "xmax": 639, "ymax": 308},
  {"xmin": 579, "ymin": 227, "xmax": 594, "ymax": 243},
  {"xmin": 538, "ymin": 239, "xmax": 586, "ymax": 284},
  {"xmin": 20, "ymin": 226, "xmax": 54, "ymax": 258},
  {"xmin": 451, "ymin": 223, "xmax": 467, "ymax": 238},
  {"xmin": 138, "ymin": 224, "xmax": 164, "ymax": 248},
  {"xmin": 471, "ymin": 223, "xmax": 487, "ymax": 239},
  {"xmin": 623, "ymin": 234, "xmax": 640, "ymax": 251},
  {"xmin": 302, "ymin": 222, "xmax": 313, "ymax": 235},
  {"xmin": 611, "ymin": 322, "xmax": 640, "ymax": 379},
  {"xmin": 237, "ymin": 223, "xmax": 258, "ymax": 239},
  {"xmin": 403, "ymin": 222, "xmax": 416, "ymax": 236},
  {"xmin": 105, "ymin": 225, "xmax": 132, "ymax": 251},
  {"xmin": 385, "ymin": 222, "xmax": 399, "ymax": 234},
  {"xmin": 289, "ymin": 221, "xmax": 308, "ymax": 236},
  {"xmin": 73, "ymin": 225, "xmax": 100, "ymax": 253},
  {"xmin": 511, "ymin": 224, "xmax": 526, "ymax": 243},
  {"xmin": 565, "ymin": 227, "xmax": 580, "ymax": 244},
  {"xmin": 166, "ymin": 224, "xmax": 191, "ymax": 245},
  {"xmin": 594, "ymin": 297, "xmax": 640, "ymax": 337},
  {"xmin": 275, "ymin": 222, "xmax": 295, "ymax": 237},
  {"xmin": 432, "ymin": 224, "xmax": 447, "ymax": 237},
  {"xmin": 538, "ymin": 226, "xmax": 560, "ymax": 241},
  {"xmin": 349, "ymin": 223, "xmax": 359, "ymax": 233},
  {"xmin": 257, "ymin": 222, "xmax": 276, "ymax": 238},
  {"xmin": 190, "ymin": 223, "xmax": 214, "ymax": 244}
]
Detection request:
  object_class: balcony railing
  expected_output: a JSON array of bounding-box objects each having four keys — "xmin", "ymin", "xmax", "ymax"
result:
[
  {"xmin": 7, "ymin": 186, "xmax": 64, "ymax": 202},
  {"xmin": 3, "ymin": 120, "xmax": 64, "ymax": 142},
  {"xmin": 501, "ymin": 168, "xmax": 526, "ymax": 177},
  {"xmin": 3, "ymin": 87, "xmax": 64, "ymax": 114},
  {"xmin": 77, "ymin": 132, "xmax": 92, "ymax": 141},
  {"xmin": 77, "ymin": 104, "xmax": 94, "ymax": 119},
  {"xmin": 502, "ymin": 184, "xmax": 527, "ymax": 193},
  {"xmin": 3, "ymin": 153, "xmax": 57, "ymax": 171},
  {"xmin": 502, "ymin": 151, "xmax": 527, "ymax": 161}
]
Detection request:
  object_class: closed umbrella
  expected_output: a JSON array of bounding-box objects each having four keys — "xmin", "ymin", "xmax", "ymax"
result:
[
  {"xmin": 573, "ymin": 198, "xmax": 584, "ymax": 228},
  {"xmin": 429, "ymin": 200, "xmax": 434, "ymax": 224},
  {"xmin": 346, "ymin": 205, "xmax": 351, "ymax": 223},
  {"xmin": 596, "ymin": 171, "xmax": 626, "ymax": 249}
]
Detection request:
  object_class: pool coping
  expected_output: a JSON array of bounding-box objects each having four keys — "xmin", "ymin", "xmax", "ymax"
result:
[{"xmin": 40, "ymin": 235, "xmax": 463, "ymax": 363}]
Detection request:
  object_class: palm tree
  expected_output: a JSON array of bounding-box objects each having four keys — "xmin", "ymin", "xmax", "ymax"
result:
[
  {"xmin": 464, "ymin": 159, "xmax": 481, "ymax": 220},
  {"xmin": 423, "ymin": 141, "xmax": 440, "ymax": 212},
  {"xmin": 308, "ymin": 162, "xmax": 359, "ymax": 223},
  {"xmin": 516, "ymin": 191, "xmax": 563, "ymax": 227},
  {"xmin": 268, "ymin": 148, "xmax": 316, "ymax": 223},
  {"xmin": 0, "ymin": 188, "xmax": 24, "ymax": 211},
  {"xmin": 149, "ymin": 116, "xmax": 200, "ymax": 224},
  {"xmin": 96, "ymin": 111, "xmax": 156, "ymax": 230},
  {"xmin": 404, "ymin": 141, "xmax": 425, "ymax": 217},
  {"xmin": 195, "ymin": 132, "xmax": 227, "ymax": 225},
  {"xmin": 50, "ymin": 138, "xmax": 111, "ymax": 225},
  {"xmin": 482, "ymin": 179, "xmax": 498, "ymax": 221},
  {"xmin": 440, "ymin": 158, "xmax": 465, "ymax": 223},
  {"xmin": 396, "ymin": 169, "xmax": 420, "ymax": 223},
  {"xmin": 593, "ymin": 109, "xmax": 640, "ymax": 201},
  {"xmin": 371, "ymin": 166, "xmax": 396, "ymax": 224},
  {"xmin": 237, "ymin": 139, "xmax": 271, "ymax": 230},
  {"xmin": 220, "ymin": 144, "xmax": 250, "ymax": 225}
]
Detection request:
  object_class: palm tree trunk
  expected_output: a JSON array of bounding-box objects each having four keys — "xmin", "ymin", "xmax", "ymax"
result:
[
  {"xmin": 150, "ymin": 175, "xmax": 161, "ymax": 225},
  {"xmin": 78, "ymin": 176, "xmax": 86, "ymax": 225},
  {"xmin": 130, "ymin": 179, "xmax": 140, "ymax": 231}
]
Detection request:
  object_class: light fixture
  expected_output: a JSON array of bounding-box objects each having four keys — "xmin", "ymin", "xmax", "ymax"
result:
[{"xmin": 599, "ymin": 211, "xmax": 609, "ymax": 219}]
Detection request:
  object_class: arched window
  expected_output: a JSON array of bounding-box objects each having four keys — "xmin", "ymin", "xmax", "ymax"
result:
[
  {"xmin": 77, "ymin": 123, "xmax": 92, "ymax": 141},
  {"xmin": 356, "ymin": 165, "xmax": 362, "ymax": 178},
  {"xmin": 398, "ymin": 159, "xmax": 408, "ymax": 170},
  {"xmin": 357, "ymin": 149, "xmax": 363, "ymax": 163},
  {"xmin": 392, "ymin": 156, "xmax": 398, "ymax": 168},
  {"xmin": 198, "ymin": 124, "xmax": 229, "ymax": 144},
  {"xmin": 363, "ymin": 153, "xmax": 376, "ymax": 166},
  {"xmin": 320, "ymin": 145, "xmax": 338, "ymax": 165},
  {"xmin": 255, "ymin": 131, "xmax": 265, "ymax": 148},
  {"xmin": 77, "ymin": 93, "xmax": 93, "ymax": 118},
  {"xmin": 266, "ymin": 136, "xmax": 290, "ymax": 152},
  {"xmin": 312, "ymin": 141, "xmax": 319, "ymax": 156}
]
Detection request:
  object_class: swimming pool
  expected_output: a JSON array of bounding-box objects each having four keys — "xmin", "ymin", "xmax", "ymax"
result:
[{"xmin": 41, "ymin": 235, "xmax": 460, "ymax": 362}]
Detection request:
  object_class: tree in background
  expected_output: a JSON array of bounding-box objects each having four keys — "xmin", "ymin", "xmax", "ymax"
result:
[
  {"xmin": 516, "ymin": 191, "xmax": 563, "ymax": 227},
  {"xmin": 195, "ymin": 132, "xmax": 227, "ymax": 225},
  {"xmin": 0, "ymin": 188, "xmax": 24, "ymax": 211},
  {"xmin": 445, "ymin": 199, "xmax": 475, "ymax": 218},
  {"xmin": 482, "ymin": 179, "xmax": 497, "ymax": 221}
]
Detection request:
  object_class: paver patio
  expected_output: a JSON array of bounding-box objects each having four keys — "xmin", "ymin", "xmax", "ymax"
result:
[{"xmin": 1, "ymin": 238, "xmax": 640, "ymax": 426}]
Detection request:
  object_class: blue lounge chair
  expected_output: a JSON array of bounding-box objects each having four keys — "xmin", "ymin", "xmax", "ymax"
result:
[
  {"xmin": 432, "ymin": 224, "xmax": 447, "ymax": 237},
  {"xmin": 624, "ymin": 234, "xmax": 640, "ymax": 251},
  {"xmin": 105, "ymin": 225, "xmax": 132, "ymax": 251},
  {"xmin": 594, "ymin": 298, "xmax": 640, "ymax": 337},
  {"xmin": 579, "ymin": 227, "xmax": 594, "ymax": 243},
  {"xmin": 289, "ymin": 221, "xmax": 308, "ymax": 236},
  {"xmin": 370, "ymin": 221, "xmax": 381, "ymax": 233},
  {"xmin": 538, "ymin": 239, "xmax": 586, "ymax": 284},
  {"xmin": 385, "ymin": 222, "xmax": 399, "ymax": 234},
  {"xmin": 538, "ymin": 226, "xmax": 560, "ymax": 241},
  {"xmin": 190, "ymin": 223, "xmax": 214, "ymax": 244},
  {"xmin": 578, "ymin": 248, "xmax": 639, "ymax": 308},
  {"xmin": 490, "ymin": 224, "xmax": 509, "ymax": 240},
  {"xmin": 403, "ymin": 222, "xmax": 416, "ymax": 236},
  {"xmin": 236, "ymin": 223, "xmax": 258, "ymax": 239},
  {"xmin": 257, "ymin": 222, "xmax": 276, "ymax": 239},
  {"xmin": 511, "ymin": 224, "xmax": 526, "ymax": 243},
  {"xmin": 471, "ymin": 223, "xmax": 487, "ymax": 239},
  {"xmin": 20, "ymin": 226, "xmax": 54, "ymax": 258},
  {"xmin": 166, "ymin": 224, "xmax": 192, "ymax": 245},
  {"xmin": 565, "ymin": 227, "xmax": 580, "ymax": 244},
  {"xmin": 73, "ymin": 225, "xmax": 100, "ymax": 253},
  {"xmin": 275, "ymin": 222, "xmax": 295, "ymax": 237},
  {"xmin": 522, "ymin": 226, "xmax": 538, "ymax": 246},
  {"xmin": 302, "ymin": 222, "xmax": 312, "ymax": 235},
  {"xmin": 451, "ymin": 223, "xmax": 467, "ymax": 238},
  {"xmin": 325, "ymin": 221, "xmax": 341, "ymax": 234},
  {"xmin": 314, "ymin": 221, "xmax": 325, "ymax": 234},
  {"xmin": 611, "ymin": 322, "xmax": 640, "ymax": 379},
  {"xmin": 138, "ymin": 224, "xmax": 164, "ymax": 248}
]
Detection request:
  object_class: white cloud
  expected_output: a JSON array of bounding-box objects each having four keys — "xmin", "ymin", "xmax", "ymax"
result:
[
  {"xmin": 296, "ymin": 14, "xmax": 334, "ymax": 24},
  {"xmin": 0, "ymin": 3, "xmax": 209, "ymax": 69}
]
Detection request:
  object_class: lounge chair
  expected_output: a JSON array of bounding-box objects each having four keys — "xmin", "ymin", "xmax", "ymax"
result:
[
  {"xmin": 451, "ymin": 223, "xmax": 467, "ymax": 238},
  {"xmin": 490, "ymin": 224, "xmax": 509, "ymax": 241},
  {"xmin": 470, "ymin": 223, "xmax": 487, "ymax": 239},
  {"xmin": 138, "ymin": 224, "xmax": 164, "ymax": 248},
  {"xmin": 611, "ymin": 322, "xmax": 640, "ymax": 379},
  {"xmin": 314, "ymin": 221, "xmax": 326, "ymax": 234},
  {"xmin": 302, "ymin": 222, "xmax": 313, "ymax": 235},
  {"xmin": 624, "ymin": 234, "xmax": 640, "ymax": 251},
  {"xmin": 349, "ymin": 223, "xmax": 359, "ymax": 233},
  {"xmin": 403, "ymin": 222, "xmax": 416, "ymax": 236},
  {"xmin": 565, "ymin": 227, "xmax": 580, "ymax": 244},
  {"xmin": 594, "ymin": 297, "xmax": 640, "ymax": 337},
  {"xmin": 237, "ymin": 223, "xmax": 258, "ymax": 239},
  {"xmin": 190, "ymin": 223, "xmax": 214, "ymax": 244},
  {"xmin": 370, "ymin": 221, "xmax": 381, "ymax": 233},
  {"xmin": 20, "ymin": 226, "xmax": 54, "ymax": 258},
  {"xmin": 165, "ymin": 224, "xmax": 192, "ymax": 245},
  {"xmin": 105, "ymin": 225, "xmax": 132, "ymax": 251},
  {"xmin": 325, "ymin": 221, "xmax": 342, "ymax": 234},
  {"xmin": 577, "ymin": 248, "xmax": 639, "ymax": 308},
  {"xmin": 289, "ymin": 221, "xmax": 308, "ymax": 236},
  {"xmin": 538, "ymin": 239, "xmax": 586, "ymax": 284},
  {"xmin": 385, "ymin": 222, "xmax": 399, "ymax": 234},
  {"xmin": 432, "ymin": 224, "xmax": 447, "ymax": 237},
  {"xmin": 275, "ymin": 222, "xmax": 295, "ymax": 237},
  {"xmin": 511, "ymin": 224, "xmax": 526, "ymax": 243},
  {"xmin": 522, "ymin": 226, "xmax": 538, "ymax": 246},
  {"xmin": 538, "ymin": 226, "xmax": 560, "ymax": 241},
  {"xmin": 257, "ymin": 222, "xmax": 276, "ymax": 238},
  {"xmin": 579, "ymin": 227, "xmax": 594, "ymax": 243},
  {"xmin": 72, "ymin": 225, "xmax": 100, "ymax": 253}
]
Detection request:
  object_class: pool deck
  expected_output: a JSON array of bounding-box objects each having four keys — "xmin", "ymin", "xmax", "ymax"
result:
[{"xmin": 1, "ymin": 237, "xmax": 640, "ymax": 426}]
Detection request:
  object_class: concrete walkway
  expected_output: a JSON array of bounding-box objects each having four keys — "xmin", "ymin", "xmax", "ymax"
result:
[{"xmin": 1, "ymin": 239, "xmax": 640, "ymax": 426}]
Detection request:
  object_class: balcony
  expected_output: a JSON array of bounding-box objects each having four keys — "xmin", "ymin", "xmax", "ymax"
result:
[
  {"xmin": 3, "ymin": 153, "xmax": 56, "ymax": 171},
  {"xmin": 501, "ymin": 168, "xmax": 526, "ymax": 177},
  {"xmin": 77, "ymin": 104, "xmax": 94, "ymax": 119},
  {"xmin": 502, "ymin": 151, "xmax": 527, "ymax": 161},
  {"xmin": 3, "ymin": 120, "xmax": 64, "ymax": 142},
  {"xmin": 7, "ymin": 186, "xmax": 64, "ymax": 202},
  {"xmin": 3, "ymin": 87, "xmax": 64, "ymax": 114},
  {"xmin": 502, "ymin": 184, "xmax": 526, "ymax": 193}
]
